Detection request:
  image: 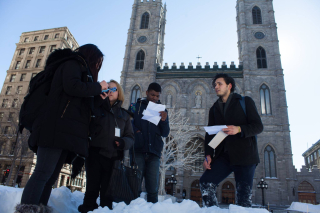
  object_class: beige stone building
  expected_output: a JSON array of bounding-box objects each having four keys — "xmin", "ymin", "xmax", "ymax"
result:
[{"xmin": 0, "ymin": 27, "xmax": 86, "ymax": 192}]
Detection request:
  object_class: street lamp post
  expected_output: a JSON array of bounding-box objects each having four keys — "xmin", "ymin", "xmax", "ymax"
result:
[
  {"xmin": 167, "ymin": 174, "xmax": 177, "ymax": 196},
  {"xmin": 257, "ymin": 177, "xmax": 268, "ymax": 207}
]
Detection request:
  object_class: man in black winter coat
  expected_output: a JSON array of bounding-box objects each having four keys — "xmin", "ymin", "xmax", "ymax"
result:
[
  {"xmin": 131, "ymin": 82, "xmax": 170, "ymax": 203},
  {"xmin": 200, "ymin": 73, "xmax": 263, "ymax": 207}
]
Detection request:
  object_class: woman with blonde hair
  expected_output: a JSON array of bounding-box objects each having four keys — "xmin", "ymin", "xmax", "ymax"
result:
[{"xmin": 78, "ymin": 80, "xmax": 134, "ymax": 213}]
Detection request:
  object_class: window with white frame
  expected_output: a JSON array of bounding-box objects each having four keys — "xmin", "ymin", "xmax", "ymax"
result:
[
  {"xmin": 10, "ymin": 74, "xmax": 16, "ymax": 82},
  {"xmin": 29, "ymin": 48, "xmax": 35, "ymax": 54},
  {"xmin": 5, "ymin": 86, "xmax": 12, "ymax": 95},
  {"xmin": 25, "ymin": 60, "xmax": 31, "ymax": 69},
  {"xmin": 16, "ymin": 86, "xmax": 23, "ymax": 94},
  {"xmin": 19, "ymin": 49, "xmax": 25, "ymax": 55},
  {"xmin": 15, "ymin": 61, "xmax": 21, "ymax": 69}
]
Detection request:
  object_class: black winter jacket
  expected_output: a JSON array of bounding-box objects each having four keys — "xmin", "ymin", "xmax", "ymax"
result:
[
  {"xmin": 205, "ymin": 93, "xmax": 263, "ymax": 165},
  {"xmin": 89, "ymin": 98, "xmax": 134, "ymax": 159},
  {"xmin": 132, "ymin": 98, "xmax": 170, "ymax": 157},
  {"xmin": 29, "ymin": 57, "xmax": 102, "ymax": 159}
]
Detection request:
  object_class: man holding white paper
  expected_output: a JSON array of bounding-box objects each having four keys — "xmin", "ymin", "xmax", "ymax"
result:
[
  {"xmin": 200, "ymin": 74, "xmax": 263, "ymax": 207},
  {"xmin": 130, "ymin": 82, "xmax": 170, "ymax": 203}
]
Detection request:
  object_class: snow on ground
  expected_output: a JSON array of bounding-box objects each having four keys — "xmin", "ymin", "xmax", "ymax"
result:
[
  {"xmin": 1, "ymin": 185, "xmax": 317, "ymax": 213},
  {"xmin": 287, "ymin": 202, "xmax": 320, "ymax": 213}
]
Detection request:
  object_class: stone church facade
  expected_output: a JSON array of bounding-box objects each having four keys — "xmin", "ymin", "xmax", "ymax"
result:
[{"xmin": 120, "ymin": 0, "xmax": 320, "ymax": 206}]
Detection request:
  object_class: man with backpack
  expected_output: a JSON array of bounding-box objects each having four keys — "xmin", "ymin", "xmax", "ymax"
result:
[{"xmin": 200, "ymin": 73, "xmax": 263, "ymax": 207}]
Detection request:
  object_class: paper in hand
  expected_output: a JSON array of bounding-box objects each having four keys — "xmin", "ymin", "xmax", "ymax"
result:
[
  {"xmin": 208, "ymin": 131, "xmax": 228, "ymax": 149},
  {"xmin": 204, "ymin": 125, "xmax": 228, "ymax": 135},
  {"xmin": 141, "ymin": 101, "xmax": 166, "ymax": 125}
]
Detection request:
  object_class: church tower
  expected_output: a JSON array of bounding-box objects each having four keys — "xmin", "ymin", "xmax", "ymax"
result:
[
  {"xmin": 120, "ymin": 0, "xmax": 166, "ymax": 107},
  {"xmin": 236, "ymin": 0, "xmax": 296, "ymax": 205}
]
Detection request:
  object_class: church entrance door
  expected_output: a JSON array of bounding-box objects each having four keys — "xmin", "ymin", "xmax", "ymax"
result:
[
  {"xmin": 298, "ymin": 181, "xmax": 316, "ymax": 204},
  {"xmin": 221, "ymin": 181, "xmax": 235, "ymax": 204},
  {"xmin": 190, "ymin": 180, "xmax": 202, "ymax": 205}
]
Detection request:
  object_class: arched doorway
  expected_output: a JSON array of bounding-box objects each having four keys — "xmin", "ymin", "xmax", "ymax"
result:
[
  {"xmin": 221, "ymin": 181, "xmax": 235, "ymax": 204},
  {"xmin": 298, "ymin": 181, "xmax": 316, "ymax": 204},
  {"xmin": 190, "ymin": 180, "xmax": 202, "ymax": 205},
  {"xmin": 165, "ymin": 178, "xmax": 172, "ymax": 195}
]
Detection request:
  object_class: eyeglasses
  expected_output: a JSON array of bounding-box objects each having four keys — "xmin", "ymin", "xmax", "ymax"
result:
[{"xmin": 102, "ymin": 87, "xmax": 117, "ymax": 93}]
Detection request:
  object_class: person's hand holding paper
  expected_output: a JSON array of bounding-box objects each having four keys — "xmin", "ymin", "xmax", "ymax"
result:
[{"xmin": 141, "ymin": 101, "xmax": 166, "ymax": 125}]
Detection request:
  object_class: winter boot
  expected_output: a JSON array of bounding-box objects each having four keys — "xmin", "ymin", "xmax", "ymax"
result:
[
  {"xmin": 236, "ymin": 181, "xmax": 252, "ymax": 207},
  {"xmin": 200, "ymin": 182, "xmax": 218, "ymax": 207},
  {"xmin": 78, "ymin": 203, "xmax": 99, "ymax": 213},
  {"xmin": 15, "ymin": 203, "xmax": 52, "ymax": 213}
]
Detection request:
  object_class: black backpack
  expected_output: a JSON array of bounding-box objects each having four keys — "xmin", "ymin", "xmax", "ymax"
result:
[{"xmin": 19, "ymin": 49, "xmax": 88, "ymax": 133}]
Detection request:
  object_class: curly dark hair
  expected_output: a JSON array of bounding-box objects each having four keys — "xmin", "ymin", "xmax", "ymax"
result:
[{"xmin": 212, "ymin": 73, "xmax": 236, "ymax": 92}]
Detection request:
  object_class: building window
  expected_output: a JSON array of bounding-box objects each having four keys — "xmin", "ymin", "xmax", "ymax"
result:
[
  {"xmin": 4, "ymin": 126, "xmax": 12, "ymax": 134},
  {"xmin": 50, "ymin": 45, "xmax": 56, "ymax": 52},
  {"xmin": 15, "ymin": 61, "xmax": 21, "ymax": 70},
  {"xmin": 35, "ymin": 59, "xmax": 41, "ymax": 68},
  {"xmin": 264, "ymin": 145, "xmax": 276, "ymax": 178},
  {"xmin": 140, "ymin": 12, "xmax": 150, "ymax": 29},
  {"xmin": 135, "ymin": 50, "xmax": 145, "ymax": 70},
  {"xmin": 252, "ymin": 6, "xmax": 262, "ymax": 24},
  {"xmin": 0, "ymin": 112, "xmax": 4, "ymax": 121},
  {"xmin": 24, "ymin": 37, "xmax": 29, "ymax": 42},
  {"xmin": 44, "ymin": 35, "xmax": 49, "ymax": 40},
  {"xmin": 130, "ymin": 85, "xmax": 141, "ymax": 104},
  {"xmin": 314, "ymin": 152, "xmax": 317, "ymax": 160},
  {"xmin": 5, "ymin": 86, "xmax": 12, "ymax": 95},
  {"xmin": 2, "ymin": 99, "xmax": 8, "ymax": 108},
  {"xmin": 31, "ymin": 73, "xmax": 37, "ymax": 79},
  {"xmin": 34, "ymin": 36, "xmax": 39, "ymax": 41},
  {"xmin": 19, "ymin": 49, "xmax": 25, "ymax": 56},
  {"xmin": 17, "ymin": 86, "xmax": 23, "ymax": 94},
  {"xmin": 12, "ymin": 99, "xmax": 18, "ymax": 108},
  {"xmin": 8, "ymin": 112, "xmax": 15, "ymax": 122},
  {"xmin": 25, "ymin": 60, "xmax": 31, "ymax": 69},
  {"xmin": 311, "ymin": 154, "xmax": 313, "ymax": 162},
  {"xmin": 29, "ymin": 47, "xmax": 35, "ymax": 54},
  {"xmin": 260, "ymin": 84, "xmax": 271, "ymax": 115},
  {"xmin": 10, "ymin": 141, "xmax": 16, "ymax": 155},
  {"xmin": 256, "ymin": 46, "xmax": 267, "ymax": 68},
  {"xmin": 39, "ymin": 46, "xmax": 46, "ymax": 53},
  {"xmin": 10, "ymin": 74, "xmax": 16, "ymax": 82},
  {"xmin": 21, "ymin": 73, "xmax": 27, "ymax": 81},
  {"xmin": 55, "ymin": 33, "xmax": 60, "ymax": 39},
  {"xmin": 308, "ymin": 156, "xmax": 310, "ymax": 164},
  {"xmin": 318, "ymin": 149, "xmax": 320, "ymax": 157}
]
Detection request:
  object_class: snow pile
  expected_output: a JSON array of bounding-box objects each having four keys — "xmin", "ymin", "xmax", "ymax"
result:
[
  {"xmin": 287, "ymin": 202, "xmax": 320, "ymax": 213},
  {"xmin": 0, "ymin": 185, "xmax": 269, "ymax": 213}
]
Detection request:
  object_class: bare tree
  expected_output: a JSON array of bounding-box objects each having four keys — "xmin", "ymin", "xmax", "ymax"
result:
[
  {"xmin": 0, "ymin": 109, "xmax": 32, "ymax": 186},
  {"xmin": 158, "ymin": 108, "xmax": 204, "ymax": 196}
]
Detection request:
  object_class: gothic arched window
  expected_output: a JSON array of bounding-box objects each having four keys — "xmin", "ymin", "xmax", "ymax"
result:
[
  {"xmin": 130, "ymin": 85, "xmax": 141, "ymax": 104},
  {"xmin": 140, "ymin": 12, "xmax": 150, "ymax": 29},
  {"xmin": 135, "ymin": 50, "xmax": 145, "ymax": 70},
  {"xmin": 256, "ymin": 46, "xmax": 267, "ymax": 68},
  {"xmin": 264, "ymin": 146, "xmax": 277, "ymax": 177},
  {"xmin": 260, "ymin": 84, "xmax": 271, "ymax": 115},
  {"xmin": 264, "ymin": 145, "xmax": 276, "ymax": 178},
  {"xmin": 252, "ymin": 6, "xmax": 262, "ymax": 24}
]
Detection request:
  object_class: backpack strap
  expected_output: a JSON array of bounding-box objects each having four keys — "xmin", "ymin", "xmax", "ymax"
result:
[
  {"xmin": 239, "ymin": 96, "xmax": 257, "ymax": 142},
  {"xmin": 239, "ymin": 96, "xmax": 246, "ymax": 116}
]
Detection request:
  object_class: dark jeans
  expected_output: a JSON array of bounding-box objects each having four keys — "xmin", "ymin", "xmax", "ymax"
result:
[
  {"xmin": 135, "ymin": 152, "xmax": 160, "ymax": 203},
  {"xmin": 200, "ymin": 152, "xmax": 256, "ymax": 207},
  {"xmin": 21, "ymin": 146, "xmax": 68, "ymax": 205},
  {"xmin": 80, "ymin": 147, "xmax": 114, "ymax": 212}
]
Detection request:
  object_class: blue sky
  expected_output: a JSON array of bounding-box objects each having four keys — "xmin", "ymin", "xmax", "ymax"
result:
[{"xmin": 0, "ymin": 0, "xmax": 319, "ymax": 170}]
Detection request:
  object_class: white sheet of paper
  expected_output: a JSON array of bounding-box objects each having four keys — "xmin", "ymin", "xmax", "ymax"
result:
[
  {"xmin": 147, "ymin": 101, "xmax": 165, "ymax": 112},
  {"xmin": 204, "ymin": 125, "xmax": 228, "ymax": 135},
  {"xmin": 208, "ymin": 131, "xmax": 228, "ymax": 149},
  {"xmin": 141, "ymin": 102, "xmax": 166, "ymax": 125}
]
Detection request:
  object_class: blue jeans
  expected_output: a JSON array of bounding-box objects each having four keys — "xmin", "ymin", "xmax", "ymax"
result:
[
  {"xmin": 135, "ymin": 152, "xmax": 160, "ymax": 203},
  {"xmin": 200, "ymin": 152, "xmax": 256, "ymax": 207},
  {"xmin": 21, "ymin": 147, "xmax": 68, "ymax": 205}
]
